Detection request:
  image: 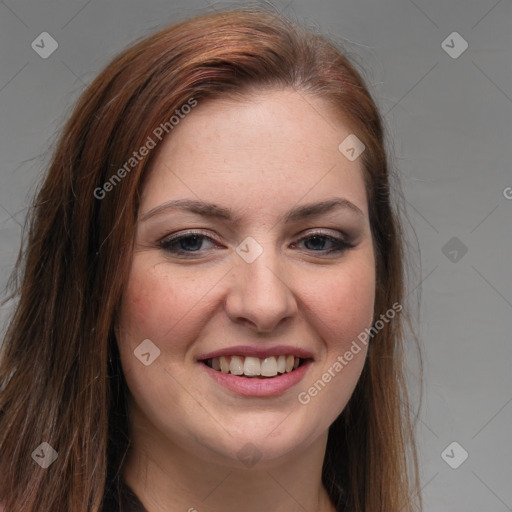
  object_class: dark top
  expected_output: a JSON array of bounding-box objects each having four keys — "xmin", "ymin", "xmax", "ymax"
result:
[
  {"xmin": 113, "ymin": 478, "xmax": 342, "ymax": 511},
  {"xmin": 104, "ymin": 479, "xmax": 147, "ymax": 512}
]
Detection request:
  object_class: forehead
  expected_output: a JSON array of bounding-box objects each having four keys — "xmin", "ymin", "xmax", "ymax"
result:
[{"xmin": 141, "ymin": 88, "xmax": 368, "ymax": 218}]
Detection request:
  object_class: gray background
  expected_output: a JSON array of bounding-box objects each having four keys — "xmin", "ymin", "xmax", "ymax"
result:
[{"xmin": 0, "ymin": 0, "xmax": 511, "ymax": 510}]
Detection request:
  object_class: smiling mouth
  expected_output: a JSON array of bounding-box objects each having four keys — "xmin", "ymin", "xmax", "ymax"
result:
[{"xmin": 202, "ymin": 355, "xmax": 310, "ymax": 378}]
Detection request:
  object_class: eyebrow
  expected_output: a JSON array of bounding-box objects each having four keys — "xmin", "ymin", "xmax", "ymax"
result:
[{"xmin": 140, "ymin": 197, "xmax": 364, "ymax": 223}]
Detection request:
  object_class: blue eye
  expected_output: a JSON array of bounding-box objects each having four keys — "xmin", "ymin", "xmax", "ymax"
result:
[
  {"xmin": 159, "ymin": 231, "xmax": 218, "ymax": 256},
  {"xmin": 295, "ymin": 234, "xmax": 352, "ymax": 254}
]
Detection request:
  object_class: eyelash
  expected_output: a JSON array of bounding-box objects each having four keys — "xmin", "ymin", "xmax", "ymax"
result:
[{"xmin": 158, "ymin": 229, "xmax": 354, "ymax": 257}]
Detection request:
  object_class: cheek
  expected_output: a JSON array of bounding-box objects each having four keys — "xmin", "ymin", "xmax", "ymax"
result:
[
  {"xmin": 116, "ymin": 258, "xmax": 224, "ymax": 359},
  {"xmin": 116, "ymin": 262, "xmax": 188, "ymax": 357},
  {"xmin": 115, "ymin": 261, "xmax": 205, "ymax": 413},
  {"xmin": 290, "ymin": 255, "xmax": 375, "ymax": 438},
  {"xmin": 307, "ymin": 256, "xmax": 376, "ymax": 351}
]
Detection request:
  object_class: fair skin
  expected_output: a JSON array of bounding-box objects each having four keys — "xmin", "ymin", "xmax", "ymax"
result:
[{"xmin": 116, "ymin": 88, "xmax": 376, "ymax": 512}]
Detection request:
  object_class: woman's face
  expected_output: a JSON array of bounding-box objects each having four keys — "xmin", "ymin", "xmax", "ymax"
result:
[{"xmin": 117, "ymin": 88, "xmax": 376, "ymax": 468}]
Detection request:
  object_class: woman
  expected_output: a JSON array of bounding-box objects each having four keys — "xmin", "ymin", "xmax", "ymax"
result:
[{"xmin": 0, "ymin": 6, "xmax": 422, "ymax": 512}]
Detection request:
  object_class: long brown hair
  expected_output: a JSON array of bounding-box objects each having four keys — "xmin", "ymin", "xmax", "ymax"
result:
[{"xmin": 0, "ymin": 6, "xmax": 422, "ymax": 511}]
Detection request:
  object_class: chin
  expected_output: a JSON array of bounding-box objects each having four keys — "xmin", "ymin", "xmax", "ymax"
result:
[{"xmin": 192, "ymin": 417, "xmax": 321, "ymax": 469}]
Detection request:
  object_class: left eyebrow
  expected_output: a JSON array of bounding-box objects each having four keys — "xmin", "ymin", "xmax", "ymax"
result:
[
  {"xmin": 283, "ymin": 198, "xmax": 364, "ymax": 222},
  {"xmin": 139, "ymin": 197, "xmax": 364, "ymax": 223}
]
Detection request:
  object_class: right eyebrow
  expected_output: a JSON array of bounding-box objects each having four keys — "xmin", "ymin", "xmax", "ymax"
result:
[{"xmin": 140, "ymin": 199, "xmax": 235, "ymax": 222}]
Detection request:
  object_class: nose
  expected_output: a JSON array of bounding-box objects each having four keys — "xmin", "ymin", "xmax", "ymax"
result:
[{"xmin": 224, "ymin": 244, "xmax": 298, "ymax": 333}]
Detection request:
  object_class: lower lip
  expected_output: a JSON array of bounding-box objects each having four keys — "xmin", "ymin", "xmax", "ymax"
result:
[{"xmin": 200, "ymin": 360, "xmax": 312, "ymax": 397}]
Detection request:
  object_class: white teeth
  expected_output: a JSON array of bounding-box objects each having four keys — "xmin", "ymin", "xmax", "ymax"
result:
[
  {"xmin": 261, "ymin": 357, "xmax": 278, "ymax": 377},
  {"xmin": 208, "ymin": 355, "xmax": 304, "ymax": 377},
  {"xmin": 244, "ymin": 356, "xmax": 261, "ymax": 376},
  {"xmin": 229, "ymin": 355, "xmax": 244, "ymax": 375}
]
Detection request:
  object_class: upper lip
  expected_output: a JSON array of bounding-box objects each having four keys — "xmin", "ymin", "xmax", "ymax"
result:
[{"xmin": 197, "ymin": 345, "xmax": 314, "ymax": 361}]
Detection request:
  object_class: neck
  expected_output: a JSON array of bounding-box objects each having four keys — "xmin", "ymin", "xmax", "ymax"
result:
[{"xmin": 122, "ymin": 405, "xmax": 337, "ymax": 512}]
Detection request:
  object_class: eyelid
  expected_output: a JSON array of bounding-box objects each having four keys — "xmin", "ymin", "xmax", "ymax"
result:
[
  {"xmin": 294, "ymin": 227, "xmax": 356, "ymax": 249},
  {"xmin": 159, "ymin": 228, "xmax": 222, "ymax": 245},
  {"xmin": 295, "ymin": 227, "xmax": 349, "ymax": 240}
]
